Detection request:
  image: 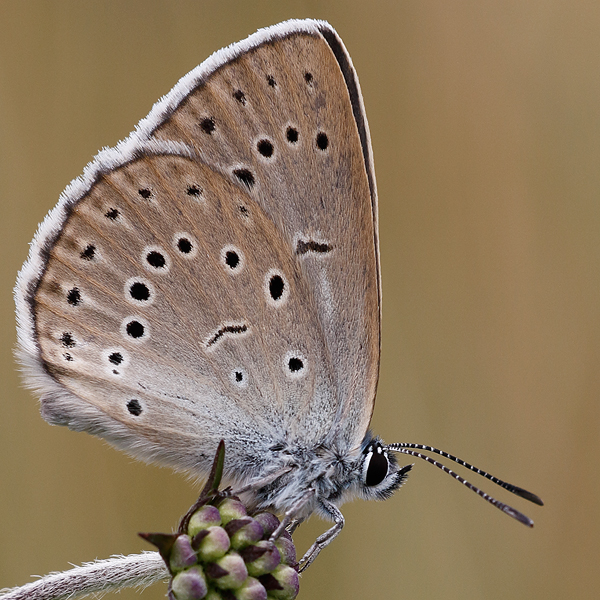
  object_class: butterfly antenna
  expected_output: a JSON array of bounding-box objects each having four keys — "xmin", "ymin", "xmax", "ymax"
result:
[{"xmin": 387, "ymin": 443, "xmax": 543, "ymax": 527}]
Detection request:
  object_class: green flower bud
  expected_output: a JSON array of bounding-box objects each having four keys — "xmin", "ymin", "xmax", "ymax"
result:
[
  {"xmin": 263, "ymin": 564, "xmax": 299, "ymax": 600},
  {"xmin": 234, "ymin": 576, "xmax": 267, "ymax": 600},
  {"xmin": 196, "ymin": 526, "xmax": 230, "ymax": 562},
  {"xmin": 274, "ymin": 537, "xmax": 296, "ymax": 566},
  {"xmin": 203, "ymin": 589, "xmax": 222, "ymax": 600},
  {"xmin": 245, "ymin": 540, "xmax": 281, "ymax": 577},
  {"xmin": 188, "ymin": 505, "xmax": 222, "ymax": 537},
  {"xmin": 170, "ymin": 535, "xmax": 198, "ymax": 572},
  {"xmin": 211, "ymin": 551, "xmax": 248, "ymax": 589},
  {"xmin": 171, "ymin": 565, "xmax": 208, "ymax": 600},
  {"xmin": 253, "ymin": 513, "xmax": 280, "ymax": 539},
  {"xmin": 227, "ymin": 518, "xmax": 264, "ymax": 549},
  {"xmin": 217, "ymin": 498, "xmax": 248, "ymax": 524}
]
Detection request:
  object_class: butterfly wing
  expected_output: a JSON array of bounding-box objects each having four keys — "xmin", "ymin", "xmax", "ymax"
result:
[{"xmin": 14, "ymin": 19, "xmax": 380, "ymax": 479}]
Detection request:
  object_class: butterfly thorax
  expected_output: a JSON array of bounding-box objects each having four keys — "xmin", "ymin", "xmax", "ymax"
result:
[{"xmin": 239, "ymin": 441, "xmax": 363, "ymax": 519}]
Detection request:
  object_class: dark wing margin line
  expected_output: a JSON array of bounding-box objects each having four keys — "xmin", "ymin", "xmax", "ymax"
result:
[
  {"xmin": 318, "ymin": 23, "xmax": 382, "ymax": 428},
  {"xmin": 317, "ymin": 25, "xmax": 377, "ymax": 205}
]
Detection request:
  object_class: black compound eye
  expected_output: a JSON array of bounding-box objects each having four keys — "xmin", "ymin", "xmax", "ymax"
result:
[{"xmin": 365, "ymin": 447, "xmax": 389, "ymax": 486}]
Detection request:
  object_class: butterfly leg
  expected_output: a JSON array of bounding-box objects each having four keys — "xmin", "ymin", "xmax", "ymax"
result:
[
  {"xmin": 298, "ymin": 499, "xmax": 345, "ymax": 572},
  {"xmin": 287, "ymin": 517, "xmax": 304, "ymax": 535},
  {"xmin": 270, "ymin": 489, "xmax": 316, "ymax": 542}
]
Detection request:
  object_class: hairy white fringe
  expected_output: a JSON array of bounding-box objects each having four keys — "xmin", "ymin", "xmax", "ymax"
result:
[{"xmin": 0, "ymin": 552, "xmax": 168, "ymax": 600}]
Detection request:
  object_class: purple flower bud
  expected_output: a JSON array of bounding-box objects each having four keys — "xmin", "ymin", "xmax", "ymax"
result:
[
  {"xmin": 212, "ymin": 551, "xmax": 249, "ymax": 589},
  {"xmin": 196, "ymin": 526, "xmax": 231, "ymax": 562},
  {"xmin": 233, "ymin": 576, "xmax": 267, "ymax": 600},
  {"xmin": 245, "ymin": 540, "xmax": 281, "ymax": 577},
  {"xmin": 171, "ymin": 565, "xmax": 208, "ymax": 600},
  {"xmin": 188, "ymin": 505, "xmax": 222, "ymax": 537},
  {"xmin": 274, "ymin": 537, "xmax": 296, "ymax": 567},
  {"xmin": 170, "ymin": 535, "xmax": 198, "ymax": 572},
  {"xmin": 252, "ymin": 512, "xmax": 281, "ymax": 539},
  {"xmin": 266, "ymin": 564, "xmax": 299, "ymax": 600},
  {"xmin": 278, "ymin": 527, "xmax": 293, "ymax": 542},
  {"xmin": 217, "ymin": 498, "xmax": 248, "ymax": 524},
  {"xmin": 228, "ymin": 518, "xmax": 264, "ymax": 549}
]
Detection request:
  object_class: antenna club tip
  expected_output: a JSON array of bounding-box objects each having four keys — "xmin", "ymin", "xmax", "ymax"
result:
[{"xmin": 513, "ymin": 487, "xmax": 544, "ymax": 506}]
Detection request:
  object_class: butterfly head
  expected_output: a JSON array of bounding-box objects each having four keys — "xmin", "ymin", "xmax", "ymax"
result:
[{"xmin": 356, "ymin": 435, "xmax": 412, "ymax": 501}]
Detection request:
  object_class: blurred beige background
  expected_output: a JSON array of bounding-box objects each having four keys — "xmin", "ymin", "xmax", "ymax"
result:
[{"xmin": 1, "ymin": 1, "xmax": 598, "ymax": 599}]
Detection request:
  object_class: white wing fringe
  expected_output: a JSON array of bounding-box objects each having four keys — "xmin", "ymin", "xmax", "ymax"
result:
[{"xmin": 0, "ymin": 551, "xmax": 168, "ymax": 600}]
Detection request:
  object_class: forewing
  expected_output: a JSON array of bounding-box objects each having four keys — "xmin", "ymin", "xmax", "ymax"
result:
[{"xmin": 150, "ymin": 21, "xmax": 381, "ymax": 448}]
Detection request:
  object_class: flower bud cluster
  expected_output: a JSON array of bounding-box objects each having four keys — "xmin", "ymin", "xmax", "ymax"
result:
[{"xmin": 167, "ymin": 498, "xmax": 299, "ymax": 600}]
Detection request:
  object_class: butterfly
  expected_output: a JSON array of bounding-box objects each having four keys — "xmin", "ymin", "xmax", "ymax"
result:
[{"xmin": 14, "ymin": 19, "xmax": 542, "ymax": 571}]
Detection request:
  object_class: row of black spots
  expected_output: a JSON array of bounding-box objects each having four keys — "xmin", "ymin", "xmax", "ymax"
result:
[
  {"xmin": 200, "ymin": 125, "xmax": 323, "ymax": 190},
  {"xmin": 296, "ymin": 239, "xmax": 333, "ymax": 255},
  {"xmin": 64, "ymin": 294, "xmax": 149, "ymax": 343},
  {"xmin": 59, "ymin": 332, "xmax": 77, "ymax": 363},
  {"xmin": 227, "ymin": 357, "xmax": 305, "ymax": 388},
  {"xmin": 141, "ymin": 236, "xmax": 195, "ymax": 275},
  {"xmin": 138, "ymin": 184, "xmax": 204, "ymax": 202},
  {"xmin": 215, "ymin": 129, "xmax": 328, "ymax": 192},
  {"xmin": 284, "ymin": 127, "xmax": 327, "ymax": 150},
  {"xmin": 263, "ymin": 70, "xmax": 312, "ymax": 89},
  {"xmin": 255, "ymin": 128, "xmax": 326, "ymax": 158}
]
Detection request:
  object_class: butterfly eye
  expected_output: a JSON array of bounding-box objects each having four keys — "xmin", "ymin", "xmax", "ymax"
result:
[{"xmin": 365, "ymin": 445, "xmax": 389, "ymax": 487}]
